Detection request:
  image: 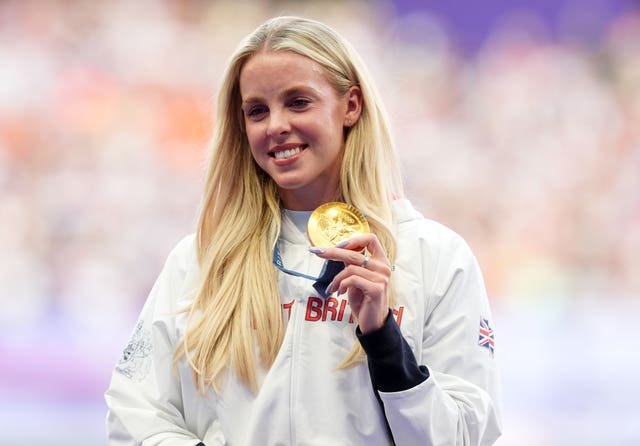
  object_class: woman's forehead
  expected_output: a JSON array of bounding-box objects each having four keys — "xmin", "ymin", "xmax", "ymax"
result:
[{"xmin": 239, "ymin": 51, "xmax": 330, "ymax": 97}]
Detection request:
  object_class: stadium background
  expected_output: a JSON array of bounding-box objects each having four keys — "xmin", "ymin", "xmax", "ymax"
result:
[{"xmin": 1, "ymin": 0, "xmax": 638, "ymax": 444}]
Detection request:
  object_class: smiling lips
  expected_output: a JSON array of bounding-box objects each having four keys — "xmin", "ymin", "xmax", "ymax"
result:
[{"xmin": 270, "ymin": 144, "xmax": 308, "ymax": 160}]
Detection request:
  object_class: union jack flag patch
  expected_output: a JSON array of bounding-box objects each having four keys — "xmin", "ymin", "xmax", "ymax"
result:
[{"xmin": 478, "ymin": 318, "xmax": 495, "ymax": 355}]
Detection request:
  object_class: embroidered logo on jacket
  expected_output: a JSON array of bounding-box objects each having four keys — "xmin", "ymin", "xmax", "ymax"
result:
[
  {"xmin": 116, "ymin": 320, "xmax": 153, "ymax": 381},
  {"xmin": 478, "ymin": 318, "xmax": 495, "ymax": 355}
]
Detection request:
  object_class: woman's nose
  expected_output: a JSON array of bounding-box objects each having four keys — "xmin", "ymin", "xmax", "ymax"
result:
[{"xmin": 266, "ymin": 109, "xmax": 290, "ymax": 138}]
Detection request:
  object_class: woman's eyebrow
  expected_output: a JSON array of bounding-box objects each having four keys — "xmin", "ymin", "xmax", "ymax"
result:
[
  {"xmin": 281, "ymin": 85, "xmax": 320, "ymax": 97},
  {"xmin": 242, "ymin": 85, "xmax": 321, "ymax": 105}
]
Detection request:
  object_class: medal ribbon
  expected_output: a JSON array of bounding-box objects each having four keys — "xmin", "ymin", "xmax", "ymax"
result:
[{"xmin": 272, "ymin": 243, "xmax": 344, "ymax": 298}]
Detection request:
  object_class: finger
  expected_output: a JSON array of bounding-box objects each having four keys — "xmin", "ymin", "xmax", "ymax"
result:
[
  {"xmin": 335, "ymin": 233, "xmax": 386, "ymax": 260},
  {"xmin": 309, "ymin": 244, "xmax": 366, "ymax": 265},
  {"xmin": 310, "ymin": 244, "xmax": 392, "ymax": 279},
  {"xmin": 327, "ymin": 263, "xmax": 390, "ymax": 295},
  {"xmin": 335, "ymin": 274, "xmax": 387, "ymax": 297},
  {"xmin": 355, "ymin": 253, "xmax": 392, "ymax": 275},
  {"xmin": 327, "ymin": 248, "xmax": 382, "ymax": 271},
  {"xmin": 310, "ymin": 233, "xmax": 384, "ymax": 262}
]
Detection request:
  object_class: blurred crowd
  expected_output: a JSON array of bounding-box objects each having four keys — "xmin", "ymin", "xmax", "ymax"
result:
[
  {"xmin": 383, "ymin": 9, "xmax": 640, "ymax": 302},
  {"xmin": 1, "ymin": 0, "xmax": 638, "ymax": 342}
]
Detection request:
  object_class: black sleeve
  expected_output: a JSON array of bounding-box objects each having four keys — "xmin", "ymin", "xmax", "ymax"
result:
[{"xmin": 356, "ymin": 309, "xmax": 429, "ymax": 392}]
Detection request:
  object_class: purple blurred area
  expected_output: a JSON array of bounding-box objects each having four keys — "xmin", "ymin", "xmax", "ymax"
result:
[
  {"xmin": 394, "ymin": 0, "xmax": 639, "ymax": 51},
  {"xmin": 1, "ymin": 1, "xmax": 638, "ymax": 444}
]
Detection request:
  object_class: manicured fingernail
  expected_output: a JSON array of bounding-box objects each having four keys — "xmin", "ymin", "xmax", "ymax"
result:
[
  {"xmin": 324, "ymin": 282, "xmax": 333, "ymax": 295},
  {"xmin": 335, "ymin": 240, "xmax": 349, "ymax": 248},
  {"xmin": 308, "ymin": 246, "xmax": 325, "ymax": 254}
]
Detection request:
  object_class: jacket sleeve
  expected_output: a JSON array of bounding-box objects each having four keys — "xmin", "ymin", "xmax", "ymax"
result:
[
  {"xmin": 361, "ymin": 231, "xmax": 502, "ymax": 445},
  {"xmin": 104, "ymin": 236, "xmax": 225, "ymax": 446}
]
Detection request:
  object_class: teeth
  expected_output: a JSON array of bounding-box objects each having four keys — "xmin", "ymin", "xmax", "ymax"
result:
[{"xmin": 274, "ymin": 147, "xmax": 302, "ymax": 160}]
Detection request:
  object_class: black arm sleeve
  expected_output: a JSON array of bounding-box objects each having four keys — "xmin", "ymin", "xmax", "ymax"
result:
[{"xmin": 356, "ymin": 309, "xmax": 429, "ymax": 392}]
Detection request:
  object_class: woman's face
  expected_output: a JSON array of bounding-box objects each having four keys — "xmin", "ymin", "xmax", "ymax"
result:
[{"xmin": 239, "ymin": 50, "xmax": 360, "ymax": 211}]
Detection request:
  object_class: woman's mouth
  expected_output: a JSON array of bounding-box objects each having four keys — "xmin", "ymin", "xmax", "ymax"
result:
[{"xmin": 270, "ymin": 145, "xmax": 307, "ymax": 160}]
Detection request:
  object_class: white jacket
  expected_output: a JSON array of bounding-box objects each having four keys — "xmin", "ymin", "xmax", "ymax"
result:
[{"xmin": 105, "ymin": 199, "xmax": 502, "ymax": 445}]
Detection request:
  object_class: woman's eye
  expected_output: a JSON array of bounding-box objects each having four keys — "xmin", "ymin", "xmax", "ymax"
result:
[
  {"xmin": 246, "ymin": 106, "xmax": 267, "ymax": 118},
  {"xmin": 290, "ymin": 98, "xmax": 311, "ymax": 109}
]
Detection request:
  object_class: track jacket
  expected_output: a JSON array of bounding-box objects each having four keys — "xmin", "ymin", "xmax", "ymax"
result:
[{"xmin": 105, "ymin": 199, "xmax": 502, "ymax": 445}]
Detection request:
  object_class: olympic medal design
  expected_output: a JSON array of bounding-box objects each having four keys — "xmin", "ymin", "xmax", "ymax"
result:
[{"xmin": 307, "ymin": 202, "xmax": 370, "ymax": 249}]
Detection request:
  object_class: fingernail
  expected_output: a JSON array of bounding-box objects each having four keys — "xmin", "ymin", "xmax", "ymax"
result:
[
  {"xmin": 335, "ymin": 240, "xmax": 349, "ymax": 248},
  {"xmin": 308, "ymin": 246, "xmax": 325, "ymax": 254},
  {"xmin": 324, "ymin": 282, "xmax": 333, "ymax": 295}
]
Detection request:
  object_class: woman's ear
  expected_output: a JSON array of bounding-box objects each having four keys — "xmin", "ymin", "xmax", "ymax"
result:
[{"xmin": 344, "ymin": 86, "xmax": 363, "ymax": 127}]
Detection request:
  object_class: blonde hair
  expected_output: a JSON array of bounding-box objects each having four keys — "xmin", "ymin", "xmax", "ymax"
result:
[{"xmin": 177, "ymin": 16, "xmax": 404, "ymax": 393}]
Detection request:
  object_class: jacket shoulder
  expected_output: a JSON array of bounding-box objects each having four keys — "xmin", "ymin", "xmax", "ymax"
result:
[
  {"xmin": 150, "ymin": 233, "xmax": 199, "ymax": 314},
  {"xmin": 166, "ymin": 233, "xmax": 198, "ymax": 272}
]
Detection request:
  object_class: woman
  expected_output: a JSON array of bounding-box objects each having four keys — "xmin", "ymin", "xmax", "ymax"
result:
[{"xmin": 105, "ymin": 16, "xmax": 502, "ymax": 445}]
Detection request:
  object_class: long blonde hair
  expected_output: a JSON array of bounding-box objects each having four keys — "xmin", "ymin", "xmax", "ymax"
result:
[{"xmin": 177, "ymin": 16, "xmax": 404, "ymax": 393}]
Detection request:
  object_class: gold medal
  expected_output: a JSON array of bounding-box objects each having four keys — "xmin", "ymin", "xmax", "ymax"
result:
[{"xmin": 307, "ymin": 202, "xmax": 370, "ymax": 249}]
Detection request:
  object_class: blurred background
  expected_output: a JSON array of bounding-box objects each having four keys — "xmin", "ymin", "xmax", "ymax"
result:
[{"xmin": 1, "ymin": 0, "xmax": 638, "ymax": 444}]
